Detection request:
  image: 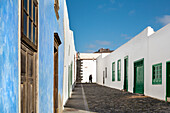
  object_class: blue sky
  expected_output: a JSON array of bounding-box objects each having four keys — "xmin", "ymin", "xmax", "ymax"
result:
[{"xmin": 66, "ymin": 0, "xmax": 170, "ymax": 53}]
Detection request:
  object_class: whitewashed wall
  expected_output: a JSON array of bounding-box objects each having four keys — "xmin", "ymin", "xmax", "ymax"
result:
[
  {"xmin": 79, "ymin": 53, "xmax": 101, "ymax": 83},
  {"xmin": 146, "ymin": 24, "xmax": 170, "ymax": 100},
  {"xmin": 62, "ymin": 0, "xmax": 77, "ymax": 106},
  {"xmin": 82, "ymin": 60, "xmax": 96, "ymax": 83},
  {"xmin": 96, "ymin": 53, "xmax": 110, "ymax": 85},
  {"xmin": 96, "ymin": 24, "xmax": 170, "ymax": 101}
]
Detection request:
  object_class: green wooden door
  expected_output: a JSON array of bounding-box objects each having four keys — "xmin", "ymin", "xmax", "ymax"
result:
[
  {"xmin": 167, "ymin": 62, "xmax": 170, "ymax": 97},
  {"xmin": 134, "ymin": 59, "xmax": 144, "ymax": 94},
  {"xmin": 124, "ymin": 57, "xmax": 128, "ymax": 91}
]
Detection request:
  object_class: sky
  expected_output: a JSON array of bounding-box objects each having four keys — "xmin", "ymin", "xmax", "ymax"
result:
[{"xmin": 66, "ymin": 0, "xmax": 170, "ymax": 53}]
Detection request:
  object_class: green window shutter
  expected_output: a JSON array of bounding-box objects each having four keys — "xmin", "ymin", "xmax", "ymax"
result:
[
  {"xmin": 117, "ymin": 60, "xmax": 121, "ymax": 81},
  {"xmin": 112, "ymin": 62, "xmax": 115, "ymax": 81},
  {"xmin": 152, "ymin": 63, "xmax": 162, "ymax": 85}
]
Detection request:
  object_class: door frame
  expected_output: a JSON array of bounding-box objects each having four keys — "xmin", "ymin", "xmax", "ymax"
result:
[
  {"xmin": 124, "ymin": 56, "xmax": 128, "ymax": 91},
  {"xmin": 133, "ymin": 58, "xmax": 144, "ymax": 94},
  {"xmin": 166, "ymin": 61, "xmax": 170, "ymax": 101},
  {"xmin": 53, "ymin": 33, "xmax": 61, "ymax": 113}
]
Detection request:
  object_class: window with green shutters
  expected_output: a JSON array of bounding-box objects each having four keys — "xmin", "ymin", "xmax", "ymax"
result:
[
  {"xmin": 117, "ymin": 59, "xmax": 121, "ymax": 81},
  {"xmin": 152, "ymin": 63, "xmax": 162, "ymax": 84},
  {"xmin": 112, "ymin": 62, "xmax": 115, "ymax": 81}
]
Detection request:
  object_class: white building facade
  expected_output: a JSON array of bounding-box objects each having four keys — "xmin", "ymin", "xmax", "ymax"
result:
[
  {"xmin": 79, "ymin": 53, "xmax": 101, "ymax": 83},
  {"xmin": 96, "ymin": 24, "xmax": 170, "ymax": 101},
  {"xmin": 62, "ymin": 0, "xmax": 77, "ymax": 106}
]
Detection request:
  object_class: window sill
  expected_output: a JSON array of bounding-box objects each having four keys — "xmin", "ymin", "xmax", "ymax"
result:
[{"xmin": 21, "ymin": 33, "xmax": 37, "ymax": 52}]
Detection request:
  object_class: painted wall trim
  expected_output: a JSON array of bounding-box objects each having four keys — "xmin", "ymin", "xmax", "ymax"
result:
[{"xmin": 166, "ymin": 61, "xmax": 170, "ymax": 101}]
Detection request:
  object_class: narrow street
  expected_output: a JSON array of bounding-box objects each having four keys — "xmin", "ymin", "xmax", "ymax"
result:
[{"xmin": 64, "ymin": 83, "xmax": 170, "ymax": 113}]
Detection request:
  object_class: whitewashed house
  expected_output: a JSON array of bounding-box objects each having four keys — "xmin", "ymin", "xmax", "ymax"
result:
[
  {"xmin": 96, "ymin": 24, "xmax": 170, "ymax": 102},
  {"xmin": 62, "ymin": 0, "xmax": 77, "ymax": 106},
  {"xmin": 78, "ymin": 53, "xmax": 101, "ymax": 83}
]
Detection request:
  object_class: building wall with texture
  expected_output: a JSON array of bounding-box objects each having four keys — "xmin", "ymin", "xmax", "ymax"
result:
[
  {"xmin": 38, "ymin": 0, "xmax": 65, "ymax": 112},
  {"xmin": 0, "ymin": 0, "xmax": 19, "ymax": 113},
  {"xmin": 0, "ymin": 0, "xmax": 75, "ymax": 112}
]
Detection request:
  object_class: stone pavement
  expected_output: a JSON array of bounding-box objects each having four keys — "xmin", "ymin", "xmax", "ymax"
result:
[
  {"xmin": 63, "ymin": 83, "xmax": 96, "ymax": 113},
  {"xmin": 64, "ymin": 83, "xmax": 170, "ymax": 113}
]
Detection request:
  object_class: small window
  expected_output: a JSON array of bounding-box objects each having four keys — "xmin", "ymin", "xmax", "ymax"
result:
[
  {"xmin": 105, "ymin": 67, "xmax": 107, "ymax": 78},
  {"xmin": 152, "ymin": 63, "xmax": 162, "ymax": 84},
  {"xmin": 112, "ymin": 62, "xmax": 115, "ymax": 81},
  {"xmin": 117, "ymin": 59, "xmax": 121, "ymax": 81}
]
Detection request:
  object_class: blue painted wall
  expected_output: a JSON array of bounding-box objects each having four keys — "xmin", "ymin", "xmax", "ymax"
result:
[
  {"xmin": 0, "ymin": 0, "xmax": 65, "ymax": 112},
  {"xmin": 58, "ymin": 0, "xmax": 64, "ymax": 101},
  {"xmin": 39, "ymin": 0, "xmax": 64, "ymax": 112},
  {"xmin": 0, "ymin": 0, "xmax": 19, "ymax": 113}
]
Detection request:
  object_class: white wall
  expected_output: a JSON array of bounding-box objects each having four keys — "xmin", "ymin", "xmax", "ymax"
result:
[
  {"xmin": 82, "ymin": 60, "xmax": 96, "ymax": 83},
  {"xmin": 96, "ymin": 53, "xmax": 110, "ymax": 85},
  {"xmin": 79, "ymin": 53, "xmax": 101, "ymax": 83},
  {"xmin": 96, "ymin": 24, "xmax": 170, "ymax": 101},
  {"xmin": 146, "ymin": 24, "xmax": 170, "ymax": 100},
  {"xmin": 97, "ymin": 26, "xmax": 151, "ymax": 92},
  {"xmin": 62, "ymin": 0, "xmax": 77, "ymax": 106},
  {"xmin": 80, "ymin": 53, "xmax": 102, "ymax": 59}
]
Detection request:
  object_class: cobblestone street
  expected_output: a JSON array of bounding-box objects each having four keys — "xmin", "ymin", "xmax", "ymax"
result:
[{"xmin": 64, "ymin": 83, "xmax": 170, "ymax": 113}]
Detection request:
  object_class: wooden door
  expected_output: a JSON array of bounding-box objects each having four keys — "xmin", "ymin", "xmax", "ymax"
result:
[
  {"xmin": 21, "ymin": 45, "xmax": 35, "ymax": 113},
  {"xmin": 134, "ymin": 59, "xmax": 144, "ymax": 94},
  {"xmin": 167, "ymin": 62, "xmax": 170, "ymax": 99},
  {"xmin": 124, "ymin": 57, "xmax": 128, "ymax": 91},
  {"xmin": 54, "ymin": 48, "xmax": 58, "ymax": 113},
  {"xmin": 53, "ymin": 33, "xmax": 61, "ymax": 113}
]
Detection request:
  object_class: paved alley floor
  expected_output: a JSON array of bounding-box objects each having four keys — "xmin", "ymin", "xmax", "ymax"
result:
[
  {"xmin": 63, "ymin": 83, "xmax": 170, "ymax": 113},
  {"xmin": 63, "ymin": 83, "xmax": 94, "ymax": 113}
]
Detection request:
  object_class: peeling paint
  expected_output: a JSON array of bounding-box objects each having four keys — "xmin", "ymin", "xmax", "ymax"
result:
[
  {"xmin": 39, "ymin": 0, "xmax": 64, "ymax": 112},
  {"xmin": 0, "ymin": 0, "xmax": 19, "ymax": 113}
]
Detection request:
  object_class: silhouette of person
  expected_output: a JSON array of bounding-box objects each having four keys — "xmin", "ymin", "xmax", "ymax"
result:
[{"xmin": 89, "ymin": 74, "xmax": 92, "ymax": 83}]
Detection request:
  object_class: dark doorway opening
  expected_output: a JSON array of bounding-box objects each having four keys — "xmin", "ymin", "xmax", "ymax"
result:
[
  {"xmin": 54, "ymin": 33, "xmax": 61, "ymax": 113},
  {"xmin": 124, "ymin": 56, "xmax": 128, "ymax": 91}
]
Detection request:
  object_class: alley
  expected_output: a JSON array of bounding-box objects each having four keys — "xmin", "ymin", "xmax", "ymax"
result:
[
  {"xmin": 64, "ymin": 83, "xmax": 170, "ymax": 113},
  {"xmin": 63, "ymin": 84, "xmax": 93, "ymax": 113}
]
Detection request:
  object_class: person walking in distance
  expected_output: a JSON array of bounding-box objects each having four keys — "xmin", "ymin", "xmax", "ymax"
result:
[{"xmin": 89, "ymin": 74, "xmax": 92, "ymax": 83}]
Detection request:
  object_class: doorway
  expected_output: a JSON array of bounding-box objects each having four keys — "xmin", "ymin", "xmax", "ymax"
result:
[
  {"xmin": 53, "ymin": 33, "xmax": 61, "ymax": 113},
  {"xmin": 134, "ymin": 59, "xmax": 144, "ymax": 94},
  {"xmin": 54, "ymin": 47, "xmax": 58, "ymax": 113},
  {"xmin": 21, "ymin": 45, "xmax": 36, "ymax": 113},
  {"xmin": 167, "ymin": 62, "xmax": 170, "ymax": 101},
  {"xmin": 124, "ymin": 56, "xmax": 128, "ymax": 91}
]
